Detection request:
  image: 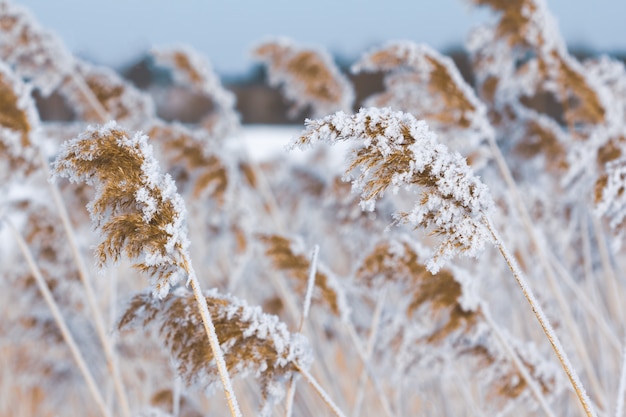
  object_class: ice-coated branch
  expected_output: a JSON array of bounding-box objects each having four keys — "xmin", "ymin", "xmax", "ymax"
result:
[{"xmin": 292, "ymin": 107, "xmax": 494, "ymax": 272}]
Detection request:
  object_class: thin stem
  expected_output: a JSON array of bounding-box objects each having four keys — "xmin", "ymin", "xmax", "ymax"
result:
[
  {"xmin": 187, "ymin": 269, "xmax": 242, "ymax": 417},
  {"xmin": 352, "ymin": 289, "xmax": 386, "ymax": 417},
  {"xmin": 615, "ymin": 343, "xmax": 626, "ymax": 417},
  {"xmin": 487, "ymin": 135, "xmax": 606, "ymax": 406},
  {"xmin": 293, "ymin": 362, "xmax": 347, "ymax": 417},
  {"xmin": 43, "ymin": 153, "xmax": 132, "ymax": 417},
  {"xmin": 483, "ymin": 215, "xmax": 597, "ymax": 417},
  {"xmin": 549, "ymin": 253, "xmax": 621, "ymax": 354},
  {"xmin": 591, "ymin": 215, "xmax": 625, "ymax": 336},
  {"xmin": 344, "ymin": 321, "xmax": 396, "ymax": 417},
  {"xmin": 5, "ymin": 218, "xmax": 112, "ymax": 417},
  {"xmin": 482, "ymin": 306, "xmax": 558, "ymax": 417},
  {"xmin": 285, "ymin": 244, "xmax": 320, "ymax": 417}
]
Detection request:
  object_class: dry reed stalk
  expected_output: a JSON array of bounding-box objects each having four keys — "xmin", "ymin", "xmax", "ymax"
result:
[
  {"xmin": 252, "ymin": 38, "xmax": 354, "ymax": 118},
  {"xmin": 52, "ymin": 122, "xmax": 242, "ymax": 417},
  {"xmin": 4, "ymin": 218, "xmax": 112, "ymax": 417},
  {"xmin": 0, "ymin": 60, "xmax": 132, "ymax": 417},
  {"xmin": 483, "ymin": 217, "xmax": 598, "ymax": 417},
  {"xmin": 487, "ymin": 132, "xmax": 608, "ymax": 408},
  {"xmin": 616, "ymin": 344, "xmax": 626, "ymax": 417},
  {"xmin": 284, "ymin": 244, "xmax": 319, "ymax": 417},
  {"xmin": 351, "ymin": 289, "xmax": 387, "ymax": 417}
]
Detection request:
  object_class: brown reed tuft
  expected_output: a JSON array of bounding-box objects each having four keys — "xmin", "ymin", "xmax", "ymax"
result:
[
  {"xmin": 52, "ymin": 121, "xmax": 191, "ymax": 298},
  {"xmin": 252, "ymin": 38, "xmax": 354, "ymax": 118},
  {"xmin": 148, "ymin": 122, "xmax": 229, "ymax": 204},
  {"xmin": 119, "ymin": 289, "xmax": 312, "ymax": 416},
  {"xmin": 294, "ymin": 107, "xmax": 494, "ymax": 272},
  {"xmin": 152, "ymin": 45, "xmax": 239, "ymax": 140},
  {"xmin": 61, "ymin": 60, "xmax": 154, "ymax": 126},
  {"xmin": 0, "ymin": 62, "xmax": 40, "ymax": 179},
  {"xmin": 357, "ymin": 238, "xmax": 562, "ymax": 411},
  {"xmin": 0, "ymin": 0, "xmax": 74, "ymax": 95}
]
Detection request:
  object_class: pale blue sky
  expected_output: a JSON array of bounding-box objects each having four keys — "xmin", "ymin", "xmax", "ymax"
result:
[{"xmin": 15, "ymin": 0, "xmax": 626, "ymax": 76}]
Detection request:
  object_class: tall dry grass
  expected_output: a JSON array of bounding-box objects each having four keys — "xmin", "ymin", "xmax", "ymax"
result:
[{"xmin": 1, "ymin": 0, "xmax": 626, "ymax": 416}]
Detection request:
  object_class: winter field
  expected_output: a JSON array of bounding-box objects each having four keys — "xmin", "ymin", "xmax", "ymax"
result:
[{"xmin": 2, "ymin": 1, "xmax": 626, "ymax": 416}]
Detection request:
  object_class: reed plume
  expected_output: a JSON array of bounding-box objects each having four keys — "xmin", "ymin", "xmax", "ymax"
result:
[
  {"xmin": 119, "ymin": 288, "xmax": 312, "ymax": 417},
  {"xmin": 0, "ymin": 61, "xmax": 40, "ymax": 180},
  {"xmin": 152, "ymin": 45, "xmax": 240, "ymax": 140},
  {"xmin": 61, "ymin": 60, "xmax": 155, "ymax": 127},
  {"xmin": 353, "ymin": 41, "xmax": 490, "ymax": 161},
  {"xmin": 0, "ymin": 0, "xmax": 74, "ymax": 95},
  {"xmin": 595, "ymin": 156, "xmax": 626, "ymax": 239},
  {"xmin": 147, "ymin": 122, "xmax": 229, "ymax": 204},
  {"xmin": 52, "ymin": 121, "xmax": 190, "ymax": 298},
  {"xmin": 252, "ymin": 38, "xmax": 354, "ymax": 118},
  {"xmin": 357, "ymin": 237, "xmax": 563, "ymax": 414},
  {"xmin": 292, "ymin": 107, "xmax": 494, "ymax": 272}
]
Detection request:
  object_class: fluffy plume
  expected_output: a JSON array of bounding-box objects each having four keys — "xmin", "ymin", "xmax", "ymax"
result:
[
  {"xmin": 0, "ymin": 61, "xmax": 41, "ymax": 181},
  {"xmin": 353, "ymin": 41, "xmax": 491, "ymax": 161},
  {"xmin": 293, "ymin": 107, "xmax": 494, "ymax": 272},
  {"xmin": 147, "ymin": 122, "xmax": 229, "ymax": 204},
  {"xmin": 152, "ymin": 45, "xmax": 239, "ymax": 140},
  {"xmin": 0, "ymin": 0, "xmax": 74, "ymax": 95},
  {"xmin": 356, "ymin": 238, "xmax": 562, "ymax": 413},
  {"xmin": 60, "ymin": 60, "xmax": 155, "ymax": 126},
  {"xmin": 0, "ymin": 63, "xmax": 39, "ymax": 178},
  {"xmin": 119, "ymin": 288, "xmax": 312, "ymax": 417},
  {"xmin": 252, "ymin": 38, "xmax": 354, "ymax": 118},
  {"xmin": 52, "ymin": 121, "xmax": 191, "ymax": 298}
]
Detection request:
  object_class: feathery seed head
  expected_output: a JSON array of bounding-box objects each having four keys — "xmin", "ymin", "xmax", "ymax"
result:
[
  {"xmin": 119, "ymin": 289, "xmax": 312, "ymax": 416},
  {"xmin": 152, "ymin": 45, "xmax": 240, "ymax": 140},
  {"xmin": 0, "ymin": 61, "xmax": 40, "ymax": 180},
  {"xmin": 293, "ymin": 108, "xmax": 494, "ymax": 272},
  {"xmin": 52, "ymin": 121, "xmax": 190, "ymax": 298},
  {"xmin": 252, "ymin": 38, "xmax": 355, "ymax": 118},
  {"xmin": 0, "ymin": 0, "xmax": 74, "ymax": 95}
]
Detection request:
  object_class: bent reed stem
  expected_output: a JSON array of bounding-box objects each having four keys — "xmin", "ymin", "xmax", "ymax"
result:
[{"xmin": 483, "ymin": 215, "xmax": 597, "ymax": 417}]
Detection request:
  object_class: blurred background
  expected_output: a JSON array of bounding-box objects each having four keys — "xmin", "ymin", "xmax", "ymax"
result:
[{"xmin": 18, "ymin": 0, "xmax": 626, "ymax": 125}]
